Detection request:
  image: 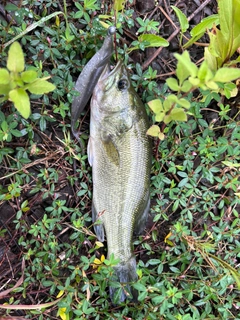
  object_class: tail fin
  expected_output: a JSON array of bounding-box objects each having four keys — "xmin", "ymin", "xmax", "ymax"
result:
[{"xmin": 109, "ymin": 256, "xmax": 138, "ymax": 303}]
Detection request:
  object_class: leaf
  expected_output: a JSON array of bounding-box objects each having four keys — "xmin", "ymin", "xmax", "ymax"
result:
[
  {"xmin": 0, "ymin": 83, "xmax": 11, "ymax": 95},
  {"xmin": 175, "ymin": 51, "xmax": 198, "ymax": 78},
  {"xmin": 222, "ymin": 161, "xmax": 240, "ymax": 168},
  {"xmin": 171, "ymin": 6, "xmax": 189, "ymax": 32},
  {"xmin": 138, "ymin": 34, "xmax": 169, "ymax": 48},
  {"xmin": 0, "ymin": 68, "xmax": 10, "ymax": 84},
  {"xmin": 181, "ymin": 80, "xmax": 193, "ymax": 92},
  {"xmin": 213, "ymin": 67, "xmax": 240, "ymax": 82},
  {"xmin": 164, "ymin": 108, "xmax": 187, "ymax": 124},
  {"xmin": 166, "ymin": 77, "xmax": 179, "ymax": 91},
  {"xmin": 148, "ymin": 99, "xmax": 163, "ymax": 114},
  {"xmin": 171, "ymin": 108, "xmax": 187, "ymax": 121},
  {"xmin": 9, "ymin": 88, "xmax": 30, "ymax": 118},
  {"xmin": 7, "ymin": 42, "xmax": 24, "ymax": 73},
  {"xmin": 21, "ymin": 70, "xmax": 38, "ymax": 83},
  {"xmin": 58, "ymin": 307, "xmax": 69, "ymax": 320},
  {"xmin": 114, "ymin": 0, "xmax": 126, "ymax": 11},
  {"xmin": 183, "ymin": 15, "xmax": 219, "ymax": 49},
  {"xmin": 198, "ymin": 60, "xmax": 213, "ymax": 81},
  {"xmin": 56, "ymin": 290, "xmax": 65, "ymax": 298},
  {"xmin": 99, "ymin": 20, "xmax": 111, "ymax": 29},
  {"xmin": 204, "ymin": 47, "xmax": 218, "ymax": 71},
  {"xmin": 146, "ymin": 125, "xmax": 160, "ymax": 137},
  {"xmin": 27, "ymin": 79, "xmax": 56, "ymax": 94},
  {"xmin": 191, "ymin": 15, "xmax": 219, "ymax": 38},
  {"xmin": 177, "ymin": 98, "xmax": 190, "ymax": 109}
]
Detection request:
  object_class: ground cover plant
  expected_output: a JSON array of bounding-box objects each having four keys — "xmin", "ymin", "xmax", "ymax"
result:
[{"xmin": 0, "ymin": 0, "xmax": 239, "ymax": 319}]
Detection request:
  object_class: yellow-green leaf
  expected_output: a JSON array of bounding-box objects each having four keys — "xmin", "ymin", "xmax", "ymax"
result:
[
  {"xmin": 177, "ymin": 98, "xmax": 190, "ymax": 109},
  {"xmin": 166, "ymin": 77, "xmax": 179, "ymax": 91},
  {"xmin": 158, "ymin": 131, "xmax": 165, "ymax": 140},
  {"xmin": 27, "ymin": 79, "xmax": 56, "ymax": 94},
  {"xmin": 155, "ymin": 112, "xmax": 165, "ymax": 122},
  {"xmin": 138, "ymin": 34, "xmax": 169, "ymax": 48},
  {"xmin": 175, "ymin": 51, "xmax": 198, "ymax": 78},
  {"xmin": 171, "ymin": 6, "xmax": 189, "ymax": 32},
  {"xmin": 95, "ymin": 241, "xmax": 104, "ymax": 248},
  {"xmin": 181, "ymin": 80, "xmax": 193, "ymax": 92},
  {"xmin": 114, "ymin": 0, "xmax": 126, "ymax": 11},
  {"xmin": 148, "ymin": 99, "xmax": 163, "ymax": 114},
  {"xmin": 0, "ymin": 68, "xmax": 10, "ymax": 84},
  {"xmin": 9, "ymin": 88, "xmax": 30, "ymax": 118},
  {"xmin": 170, "ymin": 108, "xmax": 187, "ymax": 122},
  {"xmin": 56, "ymin": 290, "xmax": 65, "ymax": 298},
  {"xmin": 57, "ymin": 307, "xmax": 69, "ymax": 320},
  {"xmin": 213, "ymin": 67, "xmax": 240, "ymax": 82},
  {"xmin": 99, "ymin": 20, "xmax": 111, "ymax": 29},
  {"xmin": 0, "ymin": 84, "xmax": 10, "ymax": 95},
  {"xmin": 146, "ymin": 125, "xmax": 160, "ymax": 137},
  {"xmin": 21, "ymin": 70, "xmax": 38, "ymax": 83},
  {"xmin": 7, "ymin": 42, "xmax": 24, "ymax": 73}
]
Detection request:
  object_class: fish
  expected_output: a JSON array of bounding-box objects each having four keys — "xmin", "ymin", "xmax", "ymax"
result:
[
  {"xmin": 71, "ymin": 26, "xmax": 116, "ymax": 141},
  {"xmin": 87, "ymin": 61, "xmax": 152, "ymax": 303}
]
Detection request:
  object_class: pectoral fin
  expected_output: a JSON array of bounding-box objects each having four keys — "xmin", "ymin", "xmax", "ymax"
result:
[{"xmin": 102, "ymin": 139, "xmax": 120, "ymax": 166}]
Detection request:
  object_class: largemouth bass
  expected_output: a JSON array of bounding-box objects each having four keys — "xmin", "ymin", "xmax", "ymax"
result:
[{"xmin": 88, "ymin": 61, "xmax": 152, "ymax": 302}]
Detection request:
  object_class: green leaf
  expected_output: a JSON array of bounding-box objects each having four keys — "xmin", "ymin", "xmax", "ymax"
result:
[
  {"xmin": 188, "ymin": 76, "xmax": 200, "ymax": 87},
  {"xmin": 175, "ymin": 51, "xmax": 198, "ymax": 78},
  {"xmin": 191, "ymin": 15, "xmax": 219, "ymax": 38},
  {"xmin": 166, "ymin": 78, "xmax": 179, "ymax": 91},
  {"xmin": 148, "ymin": 99, "xmax": 163, "ymax": 114},
  {"xmin": 138, "ymin": 34, "xmax": 169, "ymax": 48},
  {"xmin": 171, "ymin": 108, "xmax": 187, "ymax": 121},
  {"xmin": 7, "ymin": 42, "xmax": 24, "ymax": 73},
  {"xmin": 206, "ymin": 80, "xmax": 219, "ymax": 90},
  {"xmin": 0, "ymin": 68, "xmax": 10, "ymax": 84},
  {"xmin": 9, "ymin": 88, "xmax": 30, "ymax": 118},
  {"xmin": 177, "ymin": 98, "xmax": 190, "ymax": 109},
  {"xmin": 181, "ymin": 80, "xmax": 193, "ymax": 92},
  {"xmin": 0, "ymin": 84, "xmax": 11, "ymax": 95},
  {"xmin": 213, "ymin": 67, "xmax": 240, "ymax": 82},
  {"xmin": 198, "ymin": 60, "xmax": 214, "ymax": 82},
  {"xmin": 171, "ymin": 6, "xmax": 189, "ymax": 32},
  {"xmin": 164, "ymin": 108, "xmax": 187, "ymax": 124},
  {"xmin": 21, "ymin": 70, "xmax": 38, "ymax": 83},
  {"xmin": 183, "ymin": 15, "xmax": 219, "ymax": 49},
  {"xmin": 5, "ymin": 3, "xmax": 18, "ymax": 11},
  {"xmin": 26, "ymin": 79, "xmax": 56, "ymax": 94},
  {"xmin": 146, "ymin": 125, "xmax": 160, "ymax": 137},
  {"xmin": 113, "ymin": 0, "xmax": 126, "ymax": 11},
  {"xmin": 204, "ymin": 47, "xmax": 218, "ymax": 71}
]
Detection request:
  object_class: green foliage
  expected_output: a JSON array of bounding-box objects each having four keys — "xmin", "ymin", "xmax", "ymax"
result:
[
  {"xmin": 206, "ymin": 0, "xmax": 240, "ymax": 69},
  {"xmin": 147, "ymin": 0, "xmax": 240, "ymax": 140},
  {"xmin": 0, "ymin": 42, "xmax": 55, "ymax": 119}
]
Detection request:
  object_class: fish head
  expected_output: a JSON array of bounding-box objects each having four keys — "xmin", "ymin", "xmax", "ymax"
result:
[{"xmin": 91, "ymin": 61, "xmax": 134, "ymax": 115}]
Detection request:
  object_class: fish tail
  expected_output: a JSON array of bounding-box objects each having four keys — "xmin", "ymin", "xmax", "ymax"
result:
[{"xmin": 109, "ymin": 256, "xmax": 138, "ymax": 303}]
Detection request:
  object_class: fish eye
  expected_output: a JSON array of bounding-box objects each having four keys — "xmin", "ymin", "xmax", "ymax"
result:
[{"xmin": 117, "ymin": 79, "xmax": 128, "ymax": 91}]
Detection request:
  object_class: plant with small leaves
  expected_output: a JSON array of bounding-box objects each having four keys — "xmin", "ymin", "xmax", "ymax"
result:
[
  {"xmin": 0, "ymin": 41, "xmax": 55, "ymax": 119},
  {"xmin": 147, "ymin": 49, "xmax": 240, "ymax": 140}
]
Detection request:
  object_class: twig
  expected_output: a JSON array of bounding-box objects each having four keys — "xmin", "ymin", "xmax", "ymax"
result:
[{"xmin": 142, "ymin": 0, "xmax": 213, "ymax": 70}]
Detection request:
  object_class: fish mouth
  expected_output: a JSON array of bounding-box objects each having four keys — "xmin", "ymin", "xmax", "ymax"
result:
[{"xmin": 100, "ymin": 60, "xmax": 125, "ymax": 81}]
